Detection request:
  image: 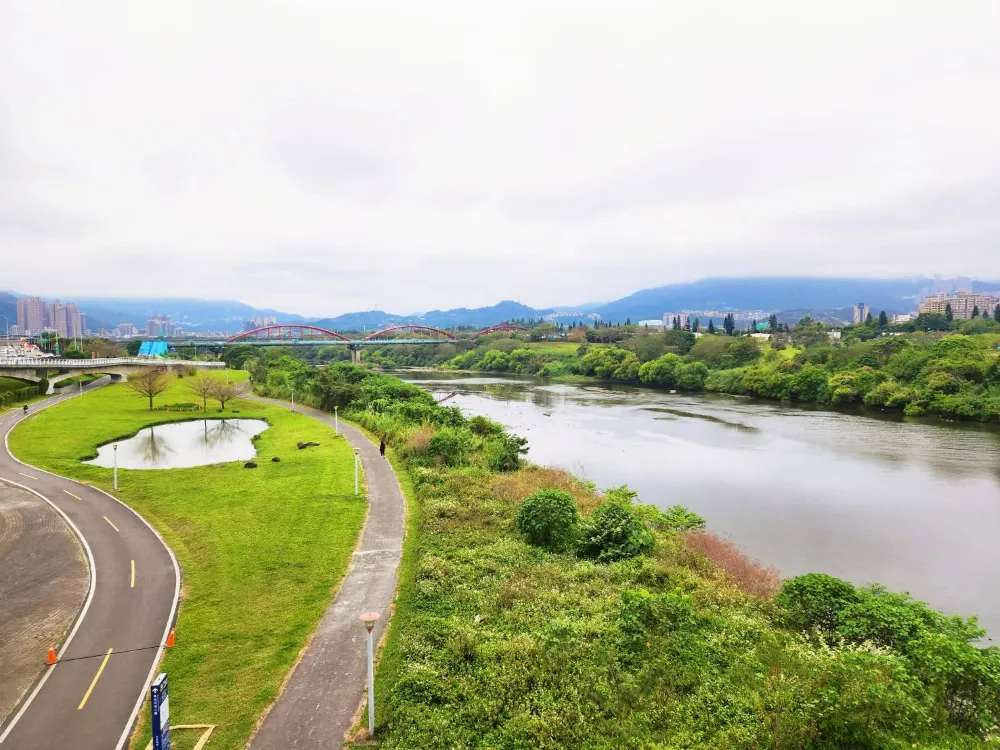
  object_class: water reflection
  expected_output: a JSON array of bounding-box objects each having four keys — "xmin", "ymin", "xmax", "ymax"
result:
[
  {"xmin": 85, "ymin": 419, "xmax": 269, "ymax": 470},
  {"xmin": 401, "ymin": 371, "xmax": 1000, "ymax": 639}
]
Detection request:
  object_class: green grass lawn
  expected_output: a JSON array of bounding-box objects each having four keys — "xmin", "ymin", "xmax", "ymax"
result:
[
  {"xmin": 9, "ymin": 371, "xmax": 367, "ymax": 750},
  {"xmin": 0, "ymin": 376, "xmax": 32, "ymax": 393},
  {"xmin": 51, "ymin": 372, "xmax": 101, "ymax": 387}
]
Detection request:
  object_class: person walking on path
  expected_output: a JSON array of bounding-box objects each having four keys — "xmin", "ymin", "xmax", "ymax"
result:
[{"xmin": 379, "ymin": 438, "xmax": 386, "ymax": 457}]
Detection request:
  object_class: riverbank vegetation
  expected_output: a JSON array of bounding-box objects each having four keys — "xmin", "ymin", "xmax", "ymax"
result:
[
  {"xmin": 9, "ymin": 371, "xmax": 365, "ymax": 750},
  {"xmin": 252, "ymin": 360, "xmax": 1000, "ymax": 748},
  {"xmin": 334, "ymin": 317, "xmax": 1000, "ymax": 423}
]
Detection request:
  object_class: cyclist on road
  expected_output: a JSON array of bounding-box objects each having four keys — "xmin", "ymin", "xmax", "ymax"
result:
[{"xmin": 22, "ymin": 404, "xmax": 28, "ymax": 415}]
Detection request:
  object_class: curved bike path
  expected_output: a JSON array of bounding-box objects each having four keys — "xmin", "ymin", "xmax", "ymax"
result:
[
  {"xmin": 0, "ymin": 384, "xmax": 179, "ymax": 750},
  {"xmin": 248, "ymin": 397, "xmax": 405, "ymax": 749}
]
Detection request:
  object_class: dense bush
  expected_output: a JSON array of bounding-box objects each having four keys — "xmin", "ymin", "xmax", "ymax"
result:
[
  {"xmin": 777, "ymin": 574, "xmax": 1000, "ymax": 736},
  {"xmin": 578, "ymin": 500, "xmax": 654, "ymax": 562},
  {"xmin": 515, "ymin": 489, "xmax": 580, "ymax": 551},
  {"xmin": 776, "ymin": 572, "xmax": 862, "ymax": 632}
]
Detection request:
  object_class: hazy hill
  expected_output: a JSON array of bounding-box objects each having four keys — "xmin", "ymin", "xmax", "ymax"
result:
[
  {"xmin": 311, "ymin": 301, "xmax": 550, "ymax": 332},
  {"xmin": 70, "ymin": 297, "xmax": 305, "ymax": 333},
  {"xmin": 0, "ymin": 292, "xmax": 17, "ymax": 335}
]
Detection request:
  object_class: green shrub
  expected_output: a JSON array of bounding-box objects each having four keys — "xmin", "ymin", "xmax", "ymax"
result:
[
  {"xmin": 481, "ymin": 433, "xmax": 528, "ymax": 472},
  {"xmin": 578, "ymin": 501, "xmax": 654, "ymax": 562},
  {"xmin": 154, "ymin": 402, "xmax": 202, "ymax": 412},
  {"xmin": 659, "ymin": 504, "xmax": 707, "ymax": 531},
  {"xmin": 427, "ymin": 426, "xmax": 476, "ymax": 467},
  {"xmin": 616, "ymin": 587, "xmax": 694, "ymax": 652},
  {"xmin": 776, "ymin": 573, "xmax": 861, "ymax": 632},
  {"xmin": 514, "ymin": 489, "xmax": 580, "ymax": 551}
]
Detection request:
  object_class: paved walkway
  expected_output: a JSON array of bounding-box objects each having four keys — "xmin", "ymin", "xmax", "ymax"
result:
[{"xmin": 248, "ymin": 398, "xmax": 405, "ymax": 749}]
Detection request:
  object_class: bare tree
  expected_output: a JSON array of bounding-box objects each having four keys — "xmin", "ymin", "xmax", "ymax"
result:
[
  {"xmin": 125, "ymin": 368, "xmax": 171, "ymax": 410},
  {"xmin": 209, "ymin": 379, "xmax": 250, "ymax": 411},
  {"xmin": 187, "ymin": 374, "xmax": 216, "ymax": 411}
]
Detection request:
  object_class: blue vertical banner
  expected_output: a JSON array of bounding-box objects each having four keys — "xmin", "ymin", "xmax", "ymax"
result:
[{"xmin": 150, "ymin": 673, "xmax": 171, "ymax": 750}]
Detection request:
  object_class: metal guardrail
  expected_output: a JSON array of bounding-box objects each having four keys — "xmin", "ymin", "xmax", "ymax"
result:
[{"xmin": 0, "ymin": 358, "xmax": 224, "ymax": 368}]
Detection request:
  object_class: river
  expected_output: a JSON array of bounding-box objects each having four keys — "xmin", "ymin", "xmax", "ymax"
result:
[{"xmin": 402, "ymin": 371, "xmax": 1000, "ymax": 640}]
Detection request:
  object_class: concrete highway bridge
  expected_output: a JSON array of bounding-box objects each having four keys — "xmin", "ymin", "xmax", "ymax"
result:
[
  {"xmin": 0, "ymin": 357, "xmax": 224, "ymax": 393},
  {"xmin": 164, "ymin": 323, "xmax": 530, "ymax": 363}
]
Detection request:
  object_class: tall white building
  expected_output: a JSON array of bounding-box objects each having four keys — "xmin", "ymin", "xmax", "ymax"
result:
[{"xmin": 852, "ymin": 302, "xmax": 869, "ymax": 324}]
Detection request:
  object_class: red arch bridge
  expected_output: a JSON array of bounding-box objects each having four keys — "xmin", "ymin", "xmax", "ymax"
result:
[{"xmin": 163, "ymin": 323, "xmax": 530, "ymax": 360}]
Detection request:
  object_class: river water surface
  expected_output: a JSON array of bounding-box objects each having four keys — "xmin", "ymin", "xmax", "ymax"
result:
[{"xmin": 404, "ymin": 372, "xmax": 1000, "ymax": 640}]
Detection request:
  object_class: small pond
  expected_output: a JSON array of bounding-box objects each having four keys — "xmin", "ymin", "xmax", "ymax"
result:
[{"xmin": 84, "ymin": 419, "xmax": 269, "ymax": 470}]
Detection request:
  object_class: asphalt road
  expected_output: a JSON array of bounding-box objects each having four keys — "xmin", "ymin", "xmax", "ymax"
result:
[{"xmin": 0, "ymin": 384, "xmax": 179, "ymax": 750}]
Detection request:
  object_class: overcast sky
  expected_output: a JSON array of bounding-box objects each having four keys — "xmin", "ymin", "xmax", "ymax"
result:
[{"xmin": 2, "ymin": 1, "xmax": 998, "ymax": 316}]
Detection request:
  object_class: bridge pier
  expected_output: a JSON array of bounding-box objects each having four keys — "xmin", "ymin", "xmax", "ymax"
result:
[{"xmin": 350, "ymin": 346, "xmax": 362, "ymax": 364}]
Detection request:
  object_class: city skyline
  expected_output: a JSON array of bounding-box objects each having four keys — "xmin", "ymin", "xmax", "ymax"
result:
[{"xmin": 14, "ymin": 296, "xmax": 84, "ymax": 338}]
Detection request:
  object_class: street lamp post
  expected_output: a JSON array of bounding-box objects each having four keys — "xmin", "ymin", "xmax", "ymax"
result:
[
  {"xmin": 290, "ymin": 388, "xmax": 295, "ymax": 412},
  {"xmin": 354, "ymin": 448, "xmax": 360, "ymax": 495},
  {"xmin": 113, "ymin": 443, "xmax": 119, "ymax": 491},
  {"xmin": 360, "ymin": 612, "xmax": 381, "ymax": 737},
  {"xmin": 334, "ymin": 405, "xmax": 339, "ymax": 435}
]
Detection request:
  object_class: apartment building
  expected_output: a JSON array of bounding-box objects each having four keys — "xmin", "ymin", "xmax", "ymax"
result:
[{"xmin": 918, "ymin": 291, "xmax": 1000, "ymax": 319}]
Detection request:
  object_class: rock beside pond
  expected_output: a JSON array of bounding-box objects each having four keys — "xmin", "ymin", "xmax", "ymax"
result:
[
  {"xmin": 296, "ymin": 441, "xmax": 320, "ymax": 449},
  {"xmin": 272, "ymin": 456, "xmax": 281, "ymax": 462},
  {"xmin": 244, "ymin": 461, "xmax": 258, "ymax": 468}
]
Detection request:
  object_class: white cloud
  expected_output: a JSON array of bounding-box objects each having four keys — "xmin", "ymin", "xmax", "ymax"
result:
[{"xmin": 1, "ymin": 0, "xmax": 998, "ymax": 315}]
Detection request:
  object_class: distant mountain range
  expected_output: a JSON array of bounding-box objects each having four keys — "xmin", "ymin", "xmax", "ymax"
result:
[
  {"xmin": 2, "ymin": 277, "xmax": 998, "ymax": 334},
  {"xmin": 310, "ymin": 301, "xmax": 549, "ymax": 332}
]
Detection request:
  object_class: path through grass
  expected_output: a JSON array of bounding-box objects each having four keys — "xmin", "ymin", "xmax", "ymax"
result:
[{"xmin": 9, "ymin": 371, "xmax": 366, "ymax": 749}]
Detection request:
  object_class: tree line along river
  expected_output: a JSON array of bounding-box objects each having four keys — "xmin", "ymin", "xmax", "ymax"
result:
[{"xmin": 402, "ymin": 371, "xmax": 1000, "ymax": 641}]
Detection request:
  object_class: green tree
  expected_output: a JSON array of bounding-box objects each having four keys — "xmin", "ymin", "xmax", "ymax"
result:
[
  {"xmin": 865, "ymin": 312, "xmax": 873, "ymax": 325},
  {"xmin": 723, "ymin": 313, "xmax": 735, "ymax": 336},
  {"xmin": 691, "ymin": 317, "xmax": 699, "ymax": 332},
  {"xmin": 768, "ymin": 314, "xmax": 779, "ymax": 331},
  {"xmin": 995, "ymin": 304, "xmax": 1000, "ymax": 323},
  {"xmin": 971, "ymin": 304, "xmax": 980, "ymax": 318},
  {"xmin": 707, "ymin": 319, "xmax": 716, "ymax": 334},
  {"xmin": 945, "ymin": 303, "xmax": 953, "ymax": 321},
  {"xmin": 878, "ymin": 310, "xmax": 888, "ymax": 329}
]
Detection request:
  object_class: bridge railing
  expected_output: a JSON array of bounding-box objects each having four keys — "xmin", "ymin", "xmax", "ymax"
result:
[{"xmin": 0, "ymin": 358, "xmax": 225, "ymax": 368}]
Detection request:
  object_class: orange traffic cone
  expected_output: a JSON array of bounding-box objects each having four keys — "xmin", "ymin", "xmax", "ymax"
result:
[
  {"xmin": 46, "ymin": 645, "xmax": 57, "ymax": 665},
  {"xmin": 166, "ymin": 628, "xmax": 176, "ymax": 648}
]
